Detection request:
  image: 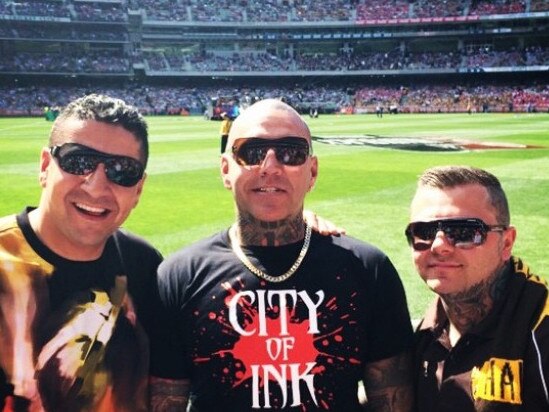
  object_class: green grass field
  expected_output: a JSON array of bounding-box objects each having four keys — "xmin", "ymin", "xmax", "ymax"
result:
[{"xmin": 1, "ymin": 112, "xmax": 548, "ymax": 317}]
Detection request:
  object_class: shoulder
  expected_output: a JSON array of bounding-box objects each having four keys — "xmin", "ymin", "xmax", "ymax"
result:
[
  {"xmin": 308, "ymin": 233, "xmax": 402, "ymax": 289},
  {"xmin": 0, "ymin": 214, "xmax": 18, "ymax": 234},
  {"xmin": 158, "ymin": 231, "xmax": 226, "ymax": 276},
  {"xmin": 112, "ymin": 228, "xmax": 164, "ymax": 276},
  {"xmin": 508, "ymin": 259, "xmax": 549, "ymax": 360},
  {"xmin": 314, "ymin": 233, "xmax": 394, "ymax": 268},
  {"xmin": 156, "ymin": 231, "xmax": 227, "ymax": 303},
  {"xmin": 509, "ymin": 258, "xmax": 549, "ymax": 331},
  {"xmin": 112, "ymin": 230, "xmax": 163, "ymax": 317},
  {"xmin": 529, "ymin": 290, "xmax": 549, "ymax": 404},
  {"xmin": 114, "ymin": 228, "xmax": 163, "ymax": 258},
  {"xmin": 533, "ymin": 288, "xmax": 549, "ymax": 335},
  {"xmin": 0, "ymin": 213, "xmax": 36, "ymax": 261},
  {"xmin": 329, "ymin": 233, "xmax": 388, "ymax": 254},
  {"xmin": 162, "ymin": 230, "xmax": 226, "ymax": 261}
]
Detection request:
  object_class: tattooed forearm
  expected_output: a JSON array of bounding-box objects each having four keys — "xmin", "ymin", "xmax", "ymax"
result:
[
  {"xmin": 363, "ymin": 352, "xmax": 414, "ymax": 412},
  {"xmin": 149, "ymin": 376, "xmax": 190, "ymax": 412}
]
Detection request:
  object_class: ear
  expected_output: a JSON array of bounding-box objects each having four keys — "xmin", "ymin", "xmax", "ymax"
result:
[
  {"xmin": 501, "ymin": 225, "xmax": 517, "ymax": 261},
  {"xmin": 38, "ymin": 148, "xmax": 51, "ymax": 188},
  {"xmin": 307, "ymin": 156, "xmax": 318, "ymax": 192},
  {"xmin": 220, "ymin": 154, "xmax": 232, "ymax": 190}
]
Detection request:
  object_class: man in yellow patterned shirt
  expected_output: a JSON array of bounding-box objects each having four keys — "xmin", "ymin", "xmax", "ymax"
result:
[{"xmin": 0, "ymin": 94, "xmax": 163, "ymax": 411}]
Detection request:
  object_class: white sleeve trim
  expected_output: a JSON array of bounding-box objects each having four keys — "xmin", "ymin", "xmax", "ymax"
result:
[{"xmin": 532, "ymin": 330, "xmax": 549, "ymax": 405}]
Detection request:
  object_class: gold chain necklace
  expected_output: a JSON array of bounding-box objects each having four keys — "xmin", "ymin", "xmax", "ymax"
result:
[{"xmin": 229, "ymin": 223, "xmax": 312, "ymax": 283}]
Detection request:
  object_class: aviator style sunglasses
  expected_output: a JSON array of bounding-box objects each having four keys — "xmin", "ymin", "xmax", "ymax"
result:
[
  {"xmin": 50, "ymin": 143, "xmax": 145, "ymax": 187},
  {"xmin": 231, "ymin": 136, "xmax": 311, "ymax": 166},
  {"xmin": 405, "ymin": 218, "xmax": 507, "ymax": 251}
]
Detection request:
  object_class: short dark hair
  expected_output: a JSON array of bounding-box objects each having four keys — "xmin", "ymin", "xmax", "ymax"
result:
[
  {"xmin": 50, "ymin": 94, "xmax": 149, "ymax": 168},
  {"xmin": 417, "ymin": 165, "xmax": 510, "ymax": 226}
]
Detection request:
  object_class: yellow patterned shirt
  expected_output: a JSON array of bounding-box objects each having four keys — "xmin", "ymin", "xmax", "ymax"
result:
[{"xmin": 0, "ymin": 210, "xmax": 162, "ymax": 411}]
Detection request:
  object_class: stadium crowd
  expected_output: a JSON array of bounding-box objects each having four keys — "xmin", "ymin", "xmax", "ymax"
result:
[
  {"xmin": 1, "ymin": 46, "xmax": 546, "ymax": 75},
  {"xmin": 146, "ymin": 45, "xmax": 548, "ymax": 73},
  {"xmin": 1, "ymin": 0, "xmax": 546, "ymax": 76},
  {"xmin": 1, "ymin": 0, "xmax": 546, "ymax": 117},
  {"xmin": 0, "ymin": 83, "xmax": 547, "ymax": 116},
  {"xmin": 73, "ymin": 2, "xmax": 127, "ymax": 22},
  {"xmin": 10, "ymin": 1, "xmax": 71, "ymax": 18},
  {"xmin": 0, "ymin": 0, "xmax": 547, "ymax": 22},
  {"xmin": 3, "ymin": 26, "xmax": 127, "ymax": 41},
  {"xmin": 0, "ymin": 51, "xmax": 130, "ymax": 74}
]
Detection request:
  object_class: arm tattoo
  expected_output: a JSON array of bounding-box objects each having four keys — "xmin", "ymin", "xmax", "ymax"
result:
[
  {"xmin": 149, "ymin": 376, "xmax": 190, "ymax": 412},
  {"xmin": 363, "ymin": 352, "xmax": 414, "ymax": 412}
]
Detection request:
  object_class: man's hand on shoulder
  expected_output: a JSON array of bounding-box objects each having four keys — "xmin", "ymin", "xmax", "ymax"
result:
[{"xmin": 303, "ymin": 209, "xmax": 346, "ymax": 236}]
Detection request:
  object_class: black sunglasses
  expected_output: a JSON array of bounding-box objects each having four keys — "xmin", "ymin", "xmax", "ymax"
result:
[
  {"xmin": 231, "ymin": 136, "xmax": 311, "ymax": 166},
  {"xmin": 49, "ymin": 143, "xmax": 145, "ymax": 187},
  {"xmin": 405, "ymin": 218, "xmax": 507, "ymax": 251}
]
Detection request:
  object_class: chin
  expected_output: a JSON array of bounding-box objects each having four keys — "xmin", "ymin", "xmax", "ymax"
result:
[
  {"xmin": 253, "ymin": 210, "xmax": 291, "ymax": 222},
  {"xmin": 428, "ymin": 282, "xmax": 461, "ymax": 297},
  {"xmin": 425, "ymin": 278, "xmax": 448, "ymax": 293}
]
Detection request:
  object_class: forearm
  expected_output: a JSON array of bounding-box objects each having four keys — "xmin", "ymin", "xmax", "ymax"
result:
[
  {"xmin": 149, "ymin": 376, "xmax": 191, "ymax": 412},
  {"xmin": 362, "ymin": 351, "xmax": 414, "ymax": 412}
]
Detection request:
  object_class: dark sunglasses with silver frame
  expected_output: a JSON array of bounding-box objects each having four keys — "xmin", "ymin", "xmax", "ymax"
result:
[
  {"xmin": 231, "ymin": 136, "xmax": 311, "ymax": 166},
  {"xmin": 405, "ymin": 218, "xmax": 507, "ymax": 251},
  {"xmin": 49, "ymin": 143, "xmax": 145, "ymax": 187}
]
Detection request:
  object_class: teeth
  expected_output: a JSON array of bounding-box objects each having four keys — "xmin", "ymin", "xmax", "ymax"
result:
[
  {"xmin": 76, "ymin": 203, "xmax": 106, "ymax": 214},
  {"xmin": 258, "ymin": 187, "xmax": 278, "ymax": 192}
]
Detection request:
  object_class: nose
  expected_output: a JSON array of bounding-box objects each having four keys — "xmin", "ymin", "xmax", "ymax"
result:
[
  {"xmin": 430, "ymin": 230, "xmax": 454, "ymax": 253},
  {"xmin": 82, "ymin": 163, "xmax": 111, "ymax": 192},
  {"xmin": 259, "ymin": 148, "xmax": 282, "ymax": 173}
]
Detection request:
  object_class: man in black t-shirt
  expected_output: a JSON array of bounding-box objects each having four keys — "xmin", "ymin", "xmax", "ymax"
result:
[
  {"xmin": 149, "ymin": 99, "xmax": 414, "ymax": 411},
  {"xmin": 0, "ymin": 94, "xmax": 163, "ymax": 411}
]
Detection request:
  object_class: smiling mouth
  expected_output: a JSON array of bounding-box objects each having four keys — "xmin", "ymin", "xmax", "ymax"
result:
[
  {"xmin": 429, "ymin": 263, "xmax": 461, "ymax": 270},
  {"xmin": 75, "ymin": 202, "xmax": 109, "ymax": 217},
  {"xmin": 254, "ymin": 187, "xmax": 283, "ymax": 193}
]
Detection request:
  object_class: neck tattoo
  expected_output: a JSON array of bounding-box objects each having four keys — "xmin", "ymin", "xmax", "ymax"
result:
[
  {"xmin": 229, "ymin": 223, "xmax": 312, "ymax": 283},
  {"xmin": 443, "ymin": 265, "xmax": 508, "ymax": 333}
]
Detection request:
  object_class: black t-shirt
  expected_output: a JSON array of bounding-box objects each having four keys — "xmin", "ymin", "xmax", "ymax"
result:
[
  {"xmin": 16, "ymin": 208, "xmax": 163, "ymax": 334},
  {"xmin": 0, "ymin": 208, "xmax": 163, "ymax": 410},
  {"xmin": 151, "ymin": 230, "xmax": 413, "ymax": 412}
]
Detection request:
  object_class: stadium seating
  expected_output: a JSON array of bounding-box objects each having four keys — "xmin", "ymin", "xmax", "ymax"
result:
[
  {"xmin": 1, "ymin": 83, "xmax": 547, "ymax": 116},
  {"xmin": 0, "ymin": 0, "xmax": 547, "ymax": 115}
]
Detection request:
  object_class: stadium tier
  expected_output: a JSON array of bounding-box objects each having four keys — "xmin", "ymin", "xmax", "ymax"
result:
[{"xmin": 0, "ymin": 0, "xmax": 547, "ymax": 114}]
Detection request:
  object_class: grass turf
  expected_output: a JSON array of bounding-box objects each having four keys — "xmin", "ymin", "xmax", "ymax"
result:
[{"xmin": 1, "ymin": 112, "xmax": 548, "ymax": 317}]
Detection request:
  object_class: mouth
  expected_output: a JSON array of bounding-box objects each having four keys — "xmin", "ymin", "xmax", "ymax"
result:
[
  {"xmin": 253, "ymin": 186, "xmax": 284, "ymax": 193},
  {"xmin": 428, "ymin": 262, "xmax": 461, "ymax": 270},
  {"xmin": 74, "ymin": 202, "xmax": 110, "ymax": 217}
]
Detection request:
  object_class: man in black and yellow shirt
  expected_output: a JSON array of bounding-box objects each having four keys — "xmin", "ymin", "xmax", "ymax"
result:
[
  {"xmin": 0, "ymin": 94, "xmax": 162, "ymax": 411},
  {"xmin": 406, "ymin": 166, "xmax": 549, "ymax": 411}
]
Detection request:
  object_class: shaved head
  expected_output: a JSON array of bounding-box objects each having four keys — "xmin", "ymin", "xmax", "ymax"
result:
[{"xmin": 226, "ymin": 99, "xmax": 311, "ymax": 152}]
